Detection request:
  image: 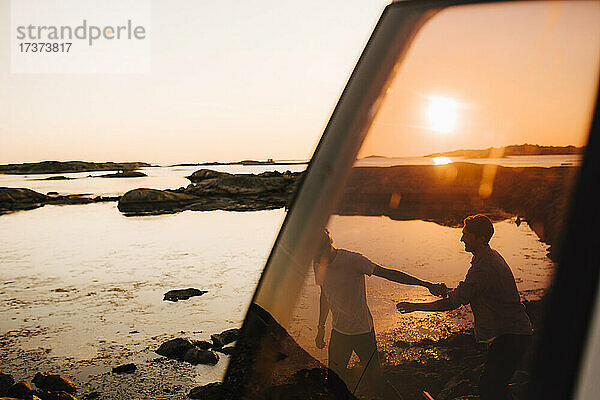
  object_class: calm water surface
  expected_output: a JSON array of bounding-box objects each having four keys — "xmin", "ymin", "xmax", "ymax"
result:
[{"xmin": 0, "ymin": 203, "xmax": 284, "ymax": 384}]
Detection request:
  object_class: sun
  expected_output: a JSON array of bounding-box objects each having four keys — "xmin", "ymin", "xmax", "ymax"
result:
[
  {"xmin": 426, "ymin": 96, "xmax": 459, "ymax": 133},
  {"xmin": 432, "ymin": 156, "xmax": 452, "ymax": 165}
]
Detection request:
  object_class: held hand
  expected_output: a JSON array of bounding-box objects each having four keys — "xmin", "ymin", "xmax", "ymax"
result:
[
  {"xmin": 396, "ymin": 302, "xmax": 419, "ymax": 314},
  {"xmin": 315, "ymin": 326, "xmax": 326, "ymax": 349},
  {"xmin": 428, "ymin": 283, "xmax": 449, "ymax": 298}
]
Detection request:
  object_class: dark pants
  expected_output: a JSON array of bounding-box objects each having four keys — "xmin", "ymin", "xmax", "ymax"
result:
[
  {"xmin": 479, "ymin": 334, "xmax": 532, "ymax": 400},
  {"xmin": 328, "ymin": 329, "xmax": 382, "ymax": 395}
]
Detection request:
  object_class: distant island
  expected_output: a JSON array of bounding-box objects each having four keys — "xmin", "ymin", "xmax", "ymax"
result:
[
  {"xmin": 426, "ymin": 144, "xmax": 585, "ymax": 159},
  {"xmin": 171, "ymin": 159, "xmax": 308, "ymax": 167},
  {"xmin": 0, "ymin": 161, "xmax": 152, "ymax": 175}
]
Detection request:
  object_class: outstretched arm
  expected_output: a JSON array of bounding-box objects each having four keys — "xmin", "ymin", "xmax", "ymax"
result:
[
  {"xmin": 315, "ymin": 289, "xmax": 329, "ymax": 349},
  {"xmin": 373, "ymin": 265, "xmax": 448, "ymax": 297},
  {"xmin": 396, "ymin": 298, "xmax": 458, "ymax": 313}
]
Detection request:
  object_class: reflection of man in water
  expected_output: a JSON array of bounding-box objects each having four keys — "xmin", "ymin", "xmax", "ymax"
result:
[
  {"xmin": 314, "ymin": 230, "xmax": 447, "ymax": 397},
  {"xmin": 397, "ymin": 214, "xmax": 533, "ymax": 400}
]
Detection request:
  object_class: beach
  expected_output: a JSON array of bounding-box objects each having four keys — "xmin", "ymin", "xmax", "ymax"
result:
[{"xmin": 0, "ymin": 158, "xmax": 569, "ymax": 399}]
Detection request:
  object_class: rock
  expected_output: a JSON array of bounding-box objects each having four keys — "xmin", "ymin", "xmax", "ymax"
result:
[
  {"xmin": 39, "ymin": 176, "xmax": 73, "ymax": 181},
  {"xmin": 213, "ymin": 346, "xmax": 236, "ymax": 356},
  {"xmin": 52, "ymin": 288, "xmax": 72, "ymax": 293},
  {"xmin": 32, "ymin": 373, "xmax": 76, "ymax": 394},
  {"xmin": 192, "ymin": 340, "xmax": 212, "ymax": 350},
  {"xmin": 163, "ymin": 288, "xmax": 207, "ymax": 302},
  {"xmin": 82, "ymin": 392, "xmax": 99, "ymax": 399},
  {"xmin": 211, "ymin": 329, "xmax": 239, "ymax": 348},
  {"xmin": 183, "ymin": 348, "xmax": 219, "ymax": 365},
  {"xmin": 117, "ymin": 189, "xmax": 199, "ymax": 214},
  {"xmin": 156, "ymin": 338, "xmax": 197, "ymax": 360},
  {"xmin": 186, "ymin": 169, "xmax": 231, "ymax": 183},
  {"xmin": 185, "ymin": 172, "xmax": 293, "ymax": 196},
  {"xmin": 117, "ymin": 170, "xmax": 302, "ymax": 215},
  {"xmin": 112, "ymin": 363, "xmax": 136, "ymax": 374},
  {"xmin": 8, "ymin": 381, "xmax": 33, "ymax": 399},
  {"xmin": 34, "ymin": 391, "xmax": 77, "ymax": 400},
  {"xmin": 98, "ymin": 171, "xmax": 147, "ymax": 178},
  {"xmin": 0, "ymin": 373, "xmax": 15, "ymax": 395},
  {"xmin": 187, "ymin": 382, "xmax": 228, "ymax": 399},
  {"xmin": 0, "ymin": 188, "xmax": 48, "ymax": 212},
  {"xmin": 0, "ymin": 188, "xmax": 120, "ymax": 214}
]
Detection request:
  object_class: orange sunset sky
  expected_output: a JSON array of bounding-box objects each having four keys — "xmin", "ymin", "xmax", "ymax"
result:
[
  {"xmin": 1, "ymin": 0, "xmax": 599, "ymax": 164},
  {"xmin": 359, "ymin": 1, "xmax": 600, "ymax": 158}
]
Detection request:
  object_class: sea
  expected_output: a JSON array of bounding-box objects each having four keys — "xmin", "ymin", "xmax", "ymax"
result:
[{"xmin": 0, "ymin": 155, "xmax": 580, "ymax": 388}]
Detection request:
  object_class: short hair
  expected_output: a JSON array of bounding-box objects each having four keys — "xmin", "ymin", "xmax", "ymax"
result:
[
  {"xmin": 463, "ymin": 214, "xmax": 494, "ymax": 243},
  {"xmin": 316, "ymin": 229, "xmax": 333, "ymax": 255}
]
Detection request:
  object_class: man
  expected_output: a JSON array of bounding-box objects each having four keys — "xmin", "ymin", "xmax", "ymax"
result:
[
  {"xmin": 397, "ymin": 214, "xmax": 533, "ymax": 400},
  {"xmin": 314, "ymin": 229, "xmax": 447, "ymax": 397}
]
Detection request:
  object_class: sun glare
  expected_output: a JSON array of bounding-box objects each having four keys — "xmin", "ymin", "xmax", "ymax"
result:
[
  {"xmin": 432, "ymin": 156, "xmax": 452, "ymax": 165},
  {"xmin": 426, "ymin": 96, "xmax": 459, "ymax": 133}
]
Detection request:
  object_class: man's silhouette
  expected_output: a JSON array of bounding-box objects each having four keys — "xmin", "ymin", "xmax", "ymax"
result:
[
  {"xmin": 397, "ymin": 214, "xmax": 533, "ymax": 400},
  {"xmin": 314, "ymin": 230, "xmax": 447, "ymax": 397}
]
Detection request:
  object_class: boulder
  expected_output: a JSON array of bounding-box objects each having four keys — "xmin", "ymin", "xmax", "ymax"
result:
[
  {"xmin": 0, "ymin": 373, "xmax": 15, "ymax": 395},
  {"xmin": 111, "ymin": 363, "xmax": 136, "ymax": 374},
  {"xmin": 186, "ymin": 169, "xmax": 231, "ymax": 183},
  {"xmin": 187, "ymin": 382, "xmax": 228, "ymax": 400},
  {"xmin": 183, "ymin": 348, "xmax": 219, "ymax": 365},
  {"xmin": 0, "ymin": 187, "xmax": 120, "ymax": 214},
  {"xmin": 156, "ymin": 338, "xmax": 196, "ymax": 360},
  {"xmin": 211, "ymin": 329, "xmax": 239, "ymax": 348},
  {"xmin": 185, "ymin": 174, "xmax": 288, "ymax": 196},
  {"xmin": 117, "ymin": 170, "xmax": 302, "ymax": 215},
  {"xmin": 163, "ymin": 288, "xmax": 206, "ymax": 302},
  {"xmin": 34, "ymin": 391, "xmax": 77, "ymax": 400},
  {"xmin": 32, "ymin": 373, "xmax": 76, "ymax": 394},
  {"xmin": 191, "ymin": 340, "xmax": 213, "ymax": 350},
  {"xmin": 8, "ymin": 381, "xmax": 33, "ymax": 399},
  {"xmin": 117, "ymin": 189, "xmax": 198, "ymax": 214},
  {"xmin": 0, "ymin": 188, "xmax": 48, "ymax": 211}
]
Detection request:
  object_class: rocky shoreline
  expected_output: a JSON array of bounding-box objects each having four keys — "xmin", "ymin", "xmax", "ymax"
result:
[
  {"xmin": 116, "ymin": 163, "xmax": 576, "ymax": 259},
  {"xmin": 338, "ymin": 163, "xmax": 577, "ymax": 260},
  {"xmin": 0, "ymin": 327, "xmax": 240, "ymax": 400},
  {"xmin": 2, "ymin": 163, "xmax": 577, "ymax": 259},
  {"xmin": 0, "ymin": 188, "xmax": 119, "ymax": 214},
  {"xmin": 116, "ymin": 170, "xmax": 302, "ymax": 215},
  {"xmin": 0, "ymin": 161, "xmax": 151, "ymax": 175},
  {"xmin": 172, "ymin": 300, "xmax": 543, "ymax": 399}
]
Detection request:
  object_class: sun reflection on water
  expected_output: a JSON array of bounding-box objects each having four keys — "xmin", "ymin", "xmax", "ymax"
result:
[{"xmin": 432, "ymin": 156, "xmax": 452, "ymax": 165}]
